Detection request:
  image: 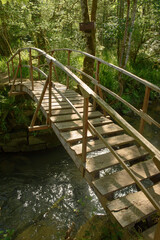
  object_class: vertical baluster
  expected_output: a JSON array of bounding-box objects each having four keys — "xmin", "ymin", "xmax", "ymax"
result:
[
  {"xmin": 11, "ymin": 59, "xmax": 14, "ymax": 78},
  {"xmin": 154, "ymin": 219, "xmax": 160, "ymax": 240},
  {"xmin": 80, "ymin": 87, "xmax": 90, "ymax": 169},
  {"xmin": 48, "ymin": 61, "xmax": 52, "ymax": 125},
  {"xmin": 19, "ymin": 51, "xmax": 22, "ymax": 84},
  {"xmin": 66, "ymin": 50, "xmax": 71, "ymax": 89},
  {"xmin": 29, "ymin": 48, "xmax": 34, "ymax": 90},
  {"xmin": 7, "ymin": 62, "xmax": 10, "ymax": 83},
  {"xmin": 96, "ymin": 61, "xmax": 106, "ymax": 115},
  {"xmin": 38, "ymin": 56, "xmax": 40, "ymax": 80},
  {"xmin": 139, "ymin": 86, "xmax": 151, "ymax": 134}
]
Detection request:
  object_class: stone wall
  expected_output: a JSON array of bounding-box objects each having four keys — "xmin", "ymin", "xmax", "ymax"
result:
[{"xmin": 0, "ymin": 128, "xmax": 60, "ymax": 152}]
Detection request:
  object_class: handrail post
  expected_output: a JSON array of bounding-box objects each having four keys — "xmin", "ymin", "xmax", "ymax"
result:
[
  {"xmin": 139, "ymin": 86, "xmax": 151, "ymax": 134},
  {"xmin": 19, "ymin": 51, "xmax": 22, "ymax": 84},
  {"xmin": 154, "ymin": 219, "xmax": 160, "ymax": 240},
  {"xmin": 29, "ymin": 48, "xmax": 34, "ymax": 90},
  {"xmin": 38, "ymin": 56, "xmax": 40, "ymax": 80},
  {"xmin": 79, "ymin": 86, "xmax": 90, "ymax": 166},
  {"xmin": 11, "ymin": 59, "xmax": 14, "ymax": 78},
  {"xmin": 48, "ymin": 61, "xmax": 52, "ymax": 126},
  {"xmin": 66, "ymin": 50, "xmax": 72, "ymax": 89},
  {"xmin": 95, "ymin": 60, "xmax": 106, "ymax": 116},
  {"xmin": 7, "ymin": 62, "xmax": 10, "ymax": 83}
]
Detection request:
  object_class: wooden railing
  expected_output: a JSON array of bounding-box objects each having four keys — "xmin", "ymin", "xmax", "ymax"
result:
[
  {"xmin": 7, "ymin": 47, "xmax": 160, "ymax": 239},
  {"xmin": 47, "ymin": 48, "xmax": 160, "ymax": 135}
]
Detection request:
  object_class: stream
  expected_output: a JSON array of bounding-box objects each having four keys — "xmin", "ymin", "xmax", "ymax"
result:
[{"xmin": 0, "ymin": 147, "xmax": 104, "ymax": 240}]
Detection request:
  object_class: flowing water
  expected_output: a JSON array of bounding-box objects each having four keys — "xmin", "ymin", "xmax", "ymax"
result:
[{"xmin": 0, "ymin": 147, "xmax": 104, "ymax": 239}]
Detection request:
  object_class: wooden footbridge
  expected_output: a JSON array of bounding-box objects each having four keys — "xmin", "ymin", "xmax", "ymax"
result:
[{"xmin": 7, "ymin": 47, "xmax": 160, "ymax": 239}]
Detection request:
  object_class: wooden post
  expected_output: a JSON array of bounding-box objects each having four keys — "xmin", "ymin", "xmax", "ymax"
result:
[
  {"xmin": 79, "ymin": 87, "xmax": 90, "ymax": 164},
  {"xmin": 139, "ymin": 86, "xmax": 151, "ymax": 134},
  {"xmin": 38, "ymin": 56, "xmax": 40, "ymax": 80},
  {"xmin": 96, "ymin": 61, "xmax": 106, "ymax": 116},
  {"xmin": 29, "ymin": 48, "xmax": 34, "ymax": 90},
  {"xmin": 19, "ymin": 52, "xmax": 22, "ymax": 84},
  {"xmin": 7, "ymin": 62, "xmax": 10, "ymax": 83},
  {"xmin": 48, "ymin": 61, "xmax": 52, "ymax": 125},
  {"xmin": 30, "ymin": 77, "xmax": 49, "ymax": 127},
  {"xmin": 66, "ymin": 50, "xmax": 71, "ymax": 89},
  {"xmin": 9, "ymin": 64, "xmax": 20, "ymax": 95},
  {"xmin": 154, "ymin": 219, "xmax": 160, "ymax": 240},
  {"xmin": 11, "ymin": 59, "xmax": 14, "ymax": 78}
]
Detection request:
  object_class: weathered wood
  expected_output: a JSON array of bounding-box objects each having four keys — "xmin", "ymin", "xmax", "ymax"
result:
[
  {"xmin": 49, "ymin": 106, "xmax": 94, "ymax": 116},
  {"xmin": 154, "ymin": 219, "xmax": 160, "ymax": 240},
  {"xmin": 28, "ymin": 125, "xmax": 50, "ymax": 131},
  {"xmin": 139, "ymin": 86, "xmax": 151, "ymax": 134},
  {"xmin": 107, "ymin": 183, "xmax": 160, "ymax": 228},
  {"xmin": 7, "ymin": 62, "xmax": 10, "ymax": 83},
  {"xmin": 71, "ymin": 134, "xmax": 134, "ymax": 155},
  {"xmin": 66, "ymin": 50, "xmax": 71, "ymax": 88},
  {"xmin": 9, "ymin": 64, "xmax": 20, "ymax": 95},
  {"xmin": 61, "ymin": 123, "xmax": 123, "ymax": 143},
  {"xmin": 142, "ymin": 224, "xmax": 157, "ymax": 240},
  {"xmin": 50, "ymin": 111, "xmax": 103, "ymax": 123},
  {"xmin": 29, "ymin": 48, "xmax": 34, "ymax": 90},
  {"xmin": 82, "ymin": 97, "xmax": 89, "ymax": 163},
  {"xmin": 19, "ymin": 52, "xmax": 22, "ymax": 84},
  {"xmin": 49, "ymin": 61, "xmax": 52, "ymax": 123},
  {"xmin": 92, "ymin": 159, "xmax": 159, "ymax": 196},
  {"xmin": 55, "ymin": 116, "xmax": 112, "ymax": 131},
  {"xmin": 43, "ymin": 102, "xmax": 92, "ymax": 111},
  {"xmin": 86, "ymin": 145, "xmax": 148, "ymax": 173},
  {"xmin": 30, "ymin": 78, "xmax": 49, "ymax": 127}
]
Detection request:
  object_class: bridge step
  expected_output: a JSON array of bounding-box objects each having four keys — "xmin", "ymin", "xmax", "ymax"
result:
[
  {"xmin": 54, "ymin": 116, "xmax": 112, "ymax": 130},
  {"xmin": 92, "ymin": 159, "xmax": 159, "ymax": 198},
  {"xmin": 60, "ymin": 123, "xmax": 124, "ymax": 143},
  {"xmin": 49, "ymin": 106, "xmax": 94, "ymax": 116},
  {"xmin": 86, "ymin": 145, "xmax": 148, "ymax": 174},
  {"xmin": 40, "ymin": 96, "xmax": 84, "ymax": 103},
  {"xmin": 106, "ymin": 182, "xmax": 160, "ymax": 228},
  {"xmin": 142, "ymin": 224, "xmax": 157, "ymax": 240},
  {"xmin": 71, "ymin": 134, "xmax": 134, "ymax": 155},
  {"xmin": 42, "ymin": 102, "xmax": 93, "ymax": 110},
  {"xmin": 50, "ymin": 111, "xmax": 103, "ymax": 123}
]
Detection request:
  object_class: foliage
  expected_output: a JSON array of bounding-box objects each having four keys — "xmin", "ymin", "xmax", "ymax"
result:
[
  {"xmin": 0, "ymin": 229, "xmax": 14, "ymax": 240},
  {"xmin": 0, "ymin": 87, "xmax": 34, "ymax": 132}
]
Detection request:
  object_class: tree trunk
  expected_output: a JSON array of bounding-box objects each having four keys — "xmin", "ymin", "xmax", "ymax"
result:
[
  {"xmin": 124, "ymin": 0, "xmax": 137, "ymax": 68},
  {"xmin": 81, "ymin": 0, "xmax": 98, "ymax": 86}
]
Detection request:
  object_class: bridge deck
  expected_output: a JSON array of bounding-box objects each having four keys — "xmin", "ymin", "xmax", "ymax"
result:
[{"xmin": 14, "ymin": 80, "xmax": 160, "ymax": 239}]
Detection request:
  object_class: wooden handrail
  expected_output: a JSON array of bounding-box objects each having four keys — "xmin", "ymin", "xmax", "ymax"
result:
[{"xmin": 67, "ymin": 65, "xmax": 160, "ymax": 130}]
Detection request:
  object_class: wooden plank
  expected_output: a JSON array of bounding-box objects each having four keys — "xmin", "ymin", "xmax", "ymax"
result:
[
  {"xmin": 86, "ymin": 145, "xmax": 148, "ymax": 173},
  {"xmin": 92, "ymin": 159, "xmax": 159, "ymax": 196},
  {"xmin": 40, "ymin": 96, "xmax": 83, "ymax": 102},
  {"xmin": 71, "ymin": 134, "xmax": 134, "ymax": 155},
  {"xmin": 42, "ymin": 98, "xmax": 84, "ymax": 107},
  {"xmin": 28, "ymin": 125, "xmax": 50, "ymax": 131},
  {"xmin": 142, "ymin": 224, "xmax": 157, "ymax": 240},
  {"xmin": 55, "ymin": 116, "xmax": 112, "ymax": 131},
  {"xmin": 42, "ymin": 102, "xmax": 93, "ymax": 111},
  {"xmin": 49, "ymin": 107, "xmax": 94, "ymax": 116},
  {"xmin": 60, "ymin": 123, "xmax": 123, "ymax": 143},
  {"xmin": 50, "ymin": 111, "xmax": 103, "ymax": 123},
  {"xmin": 106, "ymin": 183, "xmax": 160, "ymax": 228}
]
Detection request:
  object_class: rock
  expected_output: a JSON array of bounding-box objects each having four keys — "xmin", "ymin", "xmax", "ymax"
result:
[{"xmin": 75, "ymin": 214, "xmax": 109, "ymax": 240}]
